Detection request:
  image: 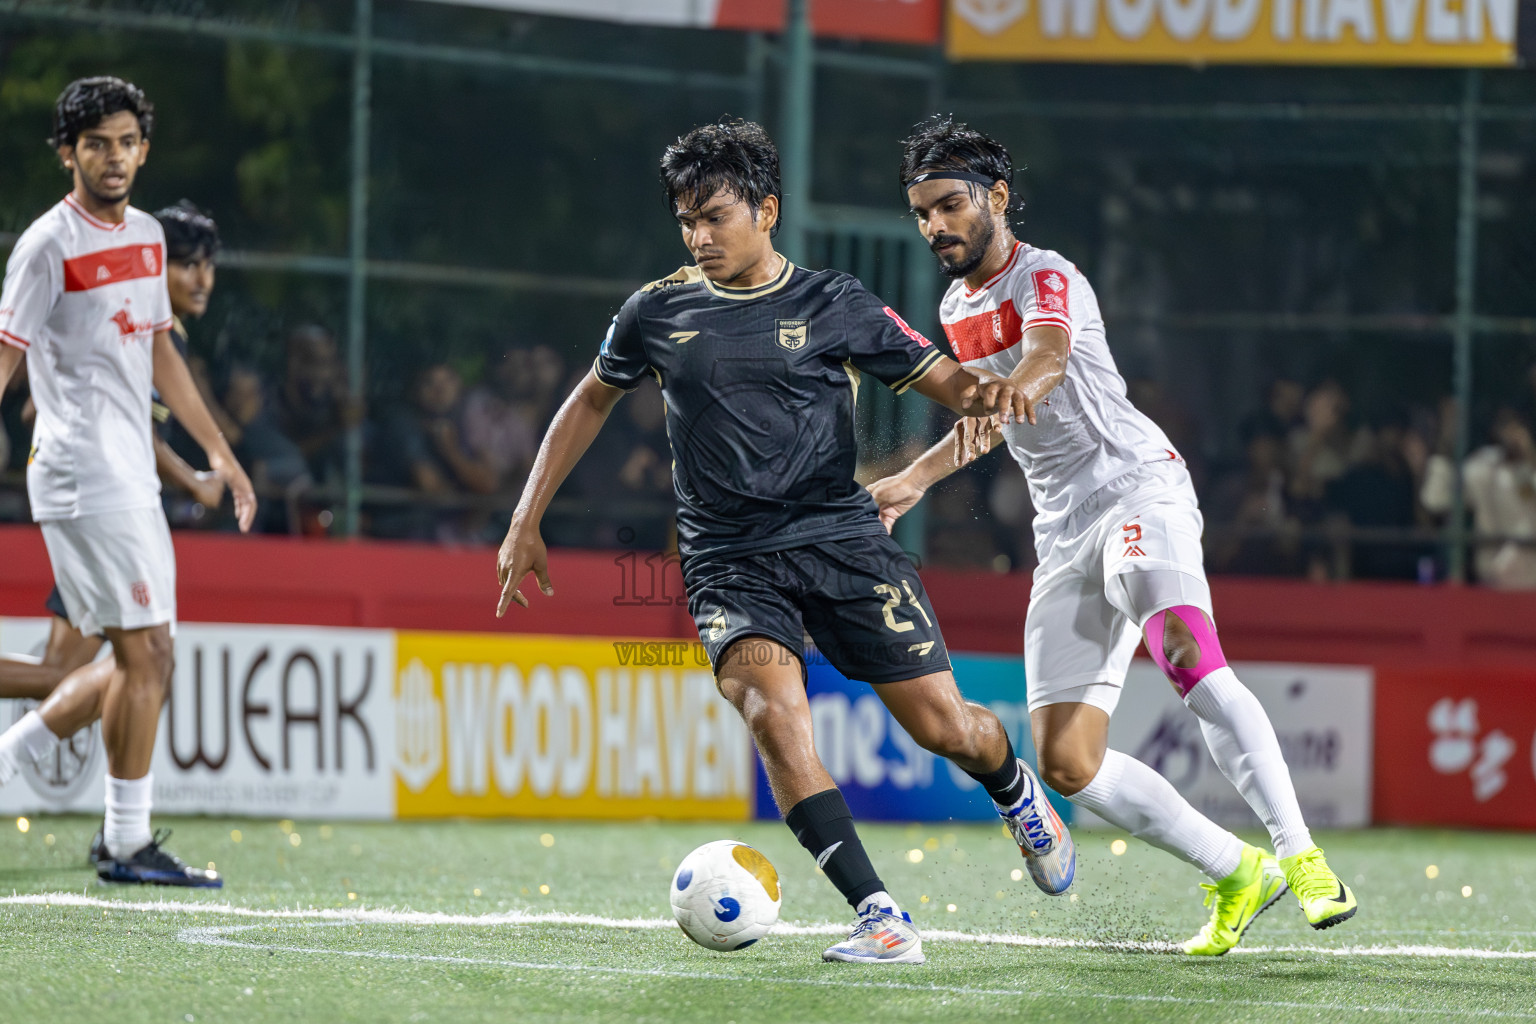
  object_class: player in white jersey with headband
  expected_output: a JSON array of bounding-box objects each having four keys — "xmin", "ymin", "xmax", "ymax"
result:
[
  {"xmin": 870, "ymin": 117, "xmax": 1356, "ymax": 954},
  {"xmin": 0, "ymin": 77, "xmax": 256, "ymax": 886}
]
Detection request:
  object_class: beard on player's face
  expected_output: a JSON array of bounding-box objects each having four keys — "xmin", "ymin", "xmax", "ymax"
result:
[
  {"xmin": 76, "ymin": 154, "xmax": 137, "ymax": 205},
  {"xmin": 932, "ymin": 213, "xmax": 995, "ymax": 280}
]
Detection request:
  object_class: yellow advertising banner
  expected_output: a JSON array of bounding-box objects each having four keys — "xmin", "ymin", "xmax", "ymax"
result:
[
  {"xmin": 393, "ymin": 631, "xmax": 754, "ymax": 820},
  {"xmin": 947, "ymin": 0, "xmax": 1517, "ymax": 64}
]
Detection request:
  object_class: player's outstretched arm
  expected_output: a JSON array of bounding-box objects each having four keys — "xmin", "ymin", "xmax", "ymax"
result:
[
  {"xmin": 870, "ymin": 323, "xmax": 1068, "ymax": 531},
  {"xmin": 151, "ymin": 329, "xmax": 256, "ymax": 532},
  {"xmin": 867, "ymin": 416, "xmax": 1004, "ymax": 532},
  {"xmin": 910, "ymin": 324, "xmax": 1070, "ymax": 425},
  {"xmin": 1005, "ymin": 322, "xmax": 1070, "ymax": 415},
  {"xmin": 496, "ymin": 369, "xmax": 626, "ymax": 617},
  {"xmin": 911, "ymin": 356, "xmax": 1031, "ymax": 424}
]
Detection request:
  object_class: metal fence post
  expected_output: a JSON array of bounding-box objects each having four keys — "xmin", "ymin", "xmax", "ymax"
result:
[
  {"xmin": 344, "ymin": 0, "xmax": 373, "ymax": 537},
  {"xmin": 745, "ymin": 32, "xmax": 768, "ymax": 126},
  {"xmin": 778, "ymin": 0, "xmax": 813, "ymax": 265},
  {"xmin": 1448, "ymin": 68, "xmax": 1480, "ymax": 583}
]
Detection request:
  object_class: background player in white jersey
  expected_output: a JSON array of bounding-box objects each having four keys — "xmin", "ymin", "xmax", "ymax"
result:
[
  {"xmin": 870, "ymin": 118, "xmax": 1356, "ymax": 954},
  {"xmin": 0, "ymin": 199, "xmax": 231, "ymax": 866},
  {"xmin": 0, "ymin": 77, "xmax": 256, "ymax": 886},
  {"xmin": 0, "ymin": 201, "xmax": 226, "ymax": 707}
]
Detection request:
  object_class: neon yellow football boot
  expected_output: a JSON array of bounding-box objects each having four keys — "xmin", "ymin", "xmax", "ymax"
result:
[
  {"xmin": 1182, "ymin": 844, "xmax": 1289, "ymax": 956},
  {"xmin": 1280, "ymin": 845, "xmax": 1357, "ymax": 930}
]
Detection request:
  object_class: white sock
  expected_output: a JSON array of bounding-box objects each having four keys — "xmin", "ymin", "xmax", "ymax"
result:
[
  {"xmin": 856, "ymin": 890, "xmax": 901, "ymax": 919},
  {"xmin": 1184, "ymin": 667, "xmax": 1313, "ymax": 860},
  {"xmin": 0, "ymin": 711, "xmax": 57, "ymax": 785},
  {"xmin": 104, "ymin": 773, "xmax": 154, "ymax": 859},
  {"xmin": 1068, "ymin": 749, "xmax": 1244, "ymax": 880}
]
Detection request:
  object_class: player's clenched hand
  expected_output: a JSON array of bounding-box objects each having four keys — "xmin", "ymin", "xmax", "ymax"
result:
[
  {"xmin": 208, "ymin": 451, "xmax": 257, "ymax": 533},
  {"xmin": 953, "ymin": 415, "xmax": 1001, "ymax": 467},
  {"xmin": 189, "ymin": 471, "xmax": 226, "ymax": 512},
  {"xmin": 867, "ymin": 473, "xmax": 925, "ymax": 534},
  {"xmin": 497, "ymin": 521, "xmax": 554, "ymax": 617},
  {"xmin": 959, "ymin": 372, "xmax": 1035, "ymax": 425}
]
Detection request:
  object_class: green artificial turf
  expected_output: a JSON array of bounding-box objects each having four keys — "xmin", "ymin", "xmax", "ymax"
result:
[{"xmin": 3, "ymin": 817, "xmax": 1533, "ymax": 1023}]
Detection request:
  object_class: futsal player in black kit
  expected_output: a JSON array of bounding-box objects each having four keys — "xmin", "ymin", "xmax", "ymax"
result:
[{"xmin": 496, "ymin": 120, "xmax": 1074, "ymax": 964}]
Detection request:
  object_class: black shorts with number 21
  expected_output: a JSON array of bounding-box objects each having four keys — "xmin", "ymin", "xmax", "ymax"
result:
[{"xmin": 681, "ymin": 531, "xmax": 952, "ymax": 685}]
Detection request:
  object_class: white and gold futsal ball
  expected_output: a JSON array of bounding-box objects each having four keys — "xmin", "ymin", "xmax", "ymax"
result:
[{"xmin": 669, "ymin": 840, "xmax": 782, "ymax": 951}]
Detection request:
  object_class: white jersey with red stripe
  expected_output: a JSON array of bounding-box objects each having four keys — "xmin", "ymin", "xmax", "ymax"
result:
[
  {"xmin": 939, "ymin": 241, "xmax": 1183, "ymax": 553},
  {"xmin": 0, "ymin": 195, "xmax": 172, "ymax": 520}
]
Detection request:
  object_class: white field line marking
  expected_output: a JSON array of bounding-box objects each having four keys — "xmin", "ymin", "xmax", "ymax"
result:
[
  {"xmin": 6, "ymin": 892, "xmax": 1536, "ymax": 960},
  {"xmin": 175, "ymin": 922, "xmax": 1536, "ymax": 1020}
]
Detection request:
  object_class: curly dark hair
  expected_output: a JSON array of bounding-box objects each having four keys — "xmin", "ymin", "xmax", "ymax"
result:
[
  {"xmin": 899, "ymin": 115, "xmax": 1022, "ymax": 214},
  {"xmin": 50, "ymin": 76, "xmax": 154, "ymax": 149},
  {"xmin": 155, "ymin": 200, "xmax": 220, "ymax": 262},
  {"xmin": 659, "ymin": 118, "xmax": 781, "ymax": 237}
]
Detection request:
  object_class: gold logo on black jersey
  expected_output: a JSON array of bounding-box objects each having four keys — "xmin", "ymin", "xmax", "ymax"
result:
[
  {"xmin": 707, "ymin": 608, "xmax": 728, "ymax": 642},
  {"xmin": 776, "ymin": 318, "xmax": 809, "ymax": 351}
]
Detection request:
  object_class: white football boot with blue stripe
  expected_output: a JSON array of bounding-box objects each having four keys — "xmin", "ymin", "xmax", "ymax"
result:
[
  {"xmin": 999, "ymin": 758, "xmax": 1076, "ymax": 895},
  {"xmin": 823, "ymin": 896, "xmax": 925, "ymax": 964}
]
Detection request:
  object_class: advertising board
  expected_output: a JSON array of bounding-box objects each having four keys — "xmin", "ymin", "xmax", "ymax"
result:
[
  {"xmin": 0, "ymin": 618, "xmax": 396, "ymax": 819},
  {"xmin": 948, "ymin": 0, "xmax": 1517, "ymax": 65},
  {"xmin": 1089, "ymin": 661, "xmax": 1375, "ymax": 829},
  {"xmin": 0, "ymin": 614, "xmax": 1379, "ymax": 831},
  {"xmin": 754, "ymin": 652, "xmax": 1072, "ymax": 823},
  {"xmin": 392, "ymin": 631, "xmax": 755, "ymax": 820},
  {"xmin": 1374, "ymin": 667, "xmax": 1536, "ymax": 829}
]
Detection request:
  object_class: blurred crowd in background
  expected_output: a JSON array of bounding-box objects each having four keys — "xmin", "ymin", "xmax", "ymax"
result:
[
  {"xmin": 3, "ymin": 328, "xmax": 1533, "ymax": 587},
  {"xmin": 0, "ymin": 327, "xmax": 676, "ymax": 551}
]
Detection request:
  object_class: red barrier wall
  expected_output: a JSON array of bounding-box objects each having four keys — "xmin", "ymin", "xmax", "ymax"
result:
[
  {"xmin": 6, "ymin": 525, "xmax": 1535, "ymax": 827},
  {"xmin": 0, "ymin": 526, "xmax": 699, "ymax": 638},
  {"xmin": 3, "ymin": 525, "xmax": 1534, "ymax": 667}
]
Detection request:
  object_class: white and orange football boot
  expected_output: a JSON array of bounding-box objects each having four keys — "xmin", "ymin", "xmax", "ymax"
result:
[{"xmin": 823, "ymin": 896, "xmax": 925, "ymax": 964}]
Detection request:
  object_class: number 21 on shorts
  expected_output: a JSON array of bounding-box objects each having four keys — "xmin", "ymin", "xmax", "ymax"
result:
[{"xmin": 873, "ymin": 580, "xmax": 933, "ymax": 633}]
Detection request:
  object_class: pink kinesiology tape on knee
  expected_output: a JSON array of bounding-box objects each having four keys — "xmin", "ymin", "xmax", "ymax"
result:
[{"xmin": 1146, "ymin": 606, "xmax": 1228, "ymax": 697}]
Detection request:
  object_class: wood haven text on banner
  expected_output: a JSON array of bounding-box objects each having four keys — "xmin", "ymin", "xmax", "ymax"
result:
[
  {"xmin": 393, "ymin": 631, "xmax": 755, "ymax": 820},
  {"xmin": 947, "ymin": 0, "xmax": 1517, "ymax": 64}
]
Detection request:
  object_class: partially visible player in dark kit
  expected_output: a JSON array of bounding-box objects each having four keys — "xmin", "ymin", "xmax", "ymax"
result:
[{"xmin": 496, "ymin": 118, "xmax": 1075, "ymax": 964}]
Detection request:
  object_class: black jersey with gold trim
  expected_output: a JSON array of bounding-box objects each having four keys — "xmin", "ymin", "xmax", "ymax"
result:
[{"xmin": 594, "ymin": 258, "xmax": 943, "ymax": 561}]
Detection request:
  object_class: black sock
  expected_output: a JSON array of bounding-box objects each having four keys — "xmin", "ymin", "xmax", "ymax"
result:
[
  {"xmin": 784, "ymin": 789, "xmax": 885, "ymax": 909},
  {"xmin": 965, "ymin": 734, "xmax": 1027, "ymax": 807}
]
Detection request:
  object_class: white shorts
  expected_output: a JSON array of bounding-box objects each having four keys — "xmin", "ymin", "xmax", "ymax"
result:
[
  {"xmin": 40, "ymin": 506, "xmax": 177, "ymax": 636},
  {"xmin": 1025, "ymin": 461, "xmax": 1211, "ymax": 716}
]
